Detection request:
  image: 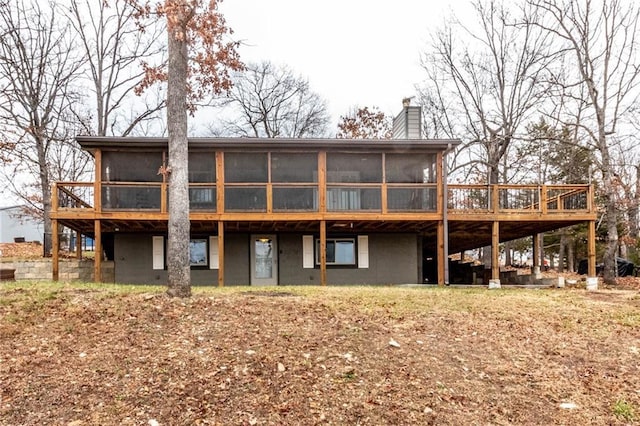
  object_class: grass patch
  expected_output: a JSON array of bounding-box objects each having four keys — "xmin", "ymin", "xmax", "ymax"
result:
[{"xmin": 613, "ymin": 398, "xmax": 636, "ymax": 421}]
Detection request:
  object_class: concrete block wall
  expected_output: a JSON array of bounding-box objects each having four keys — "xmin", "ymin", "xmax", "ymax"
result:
[{"xmin": 0, "ymin": 259, "xmax": 114, "ymax": 282}]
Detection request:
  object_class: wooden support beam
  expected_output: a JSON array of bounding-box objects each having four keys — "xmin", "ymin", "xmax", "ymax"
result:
[
  {"xmin": 320, "ymin": 220, "xmax": 327, "ymax": 286},
  {"xmin": 76, "ymin": 230, "xmax": 82, "ymax": 259},
  {"xmin": 94, "ymin": 220, "xmax": 102, "ymax": 283},
  {"xmin": 318, "ymin": 152, "xmax": 326, "ymax": 213},
  {"xmin": 437, "ymin": 220, "xmax": 445, "ymax": 286},
  {"xmin": 218, "ymin": 221, "xmax": 225, "ymax": 287},
  {"xmin": 436, "ymin": 152, "xmax": 443, "ymax": 214},
  {"xmin": 216, "ymin": 151, "xmax": 225, "ymax": 213},
  {"xmin": 94, "ymin": 149, "xmax": 102, "ymax": 213},
  {"xmin": 588, "ymin": 220, "xmax": 596, "ymax": 276},
  {"xmin": 491, "ymin": 221, "xmax": 499, "ymax": 280},
  {"xmin": 52, "ymin": 219, "xmax": 59, "ymax": 282}
]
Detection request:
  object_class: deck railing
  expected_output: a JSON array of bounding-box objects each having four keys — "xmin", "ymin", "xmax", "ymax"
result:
[
  {"xmin": 53, "ymin": 182, "xmax": 593, "ymax": 215},
  {"xmin": 447, "ymin": 184, "xmax": 591, "ymax": 214}
]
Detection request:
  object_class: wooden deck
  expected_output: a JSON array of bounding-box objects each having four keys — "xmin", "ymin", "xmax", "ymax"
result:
[{"xmin": 51, "ymin": 181, "xmax": 597, "ymax": 285}]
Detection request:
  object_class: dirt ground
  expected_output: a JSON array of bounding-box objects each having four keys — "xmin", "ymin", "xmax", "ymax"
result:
[{"xmin": 1, "ymin": 283, "xmax": 639, "ymax": 425}]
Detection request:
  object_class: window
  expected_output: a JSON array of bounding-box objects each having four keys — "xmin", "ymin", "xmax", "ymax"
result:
[
  {"xmin": 102, "ymin": 151, "xmax": 163, "ymax": 182},
  {"xmin": 153, "ymin": 236, "xmax": 217, "ymax": 269},
  {"xmin": 315, "ymin": 238, "xmax": 356, "ymax": 266},
  {"xmin": 326, "ymin": 153, "xmax": 382, "ymax": 183},
  {"xmin": 189, "ymin": 238, "xmax": 208, "ymax": 267},
  {"xmin": 385, "ymin": 153, "xmax": 436, "ymax": 183},
  {"xmin": 224, "ymin": 152, "xmax": 268, "ymax": 183},
  {"xmin": 271, "ymin": 153, "xmax": 317, "ymax": 182}
]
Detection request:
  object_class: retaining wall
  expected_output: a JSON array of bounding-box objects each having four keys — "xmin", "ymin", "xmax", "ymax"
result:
[{"xmin": 0, "ymin": 259, "xmax": 114, "ymax": 282}]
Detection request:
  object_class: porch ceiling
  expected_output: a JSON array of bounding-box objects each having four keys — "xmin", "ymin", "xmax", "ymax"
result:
[{"xmin": 58, "ymin": 217, "xmax": 587, "ymax": 254}]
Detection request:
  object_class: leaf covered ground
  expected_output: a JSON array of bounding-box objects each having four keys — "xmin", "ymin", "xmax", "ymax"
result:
[{"xmin": 1, "ymin": 283, "xmax": 639, "ymax": 425}]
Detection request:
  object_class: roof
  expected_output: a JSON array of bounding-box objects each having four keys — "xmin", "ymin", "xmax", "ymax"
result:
[{"xmin": 76, "ymin": 136, "xmax": 461, "ymax": 153}]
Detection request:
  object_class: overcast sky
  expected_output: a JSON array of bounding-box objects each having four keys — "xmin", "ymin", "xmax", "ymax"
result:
[{"xmin": 219, "ymin": 0, "xmax": 460, "ymax": 126}]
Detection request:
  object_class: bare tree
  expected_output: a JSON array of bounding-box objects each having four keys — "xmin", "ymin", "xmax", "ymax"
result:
[
  {"xmin": 133, "ymin": 0, "xmax": 243, "ymax": 297},
  {"xmin": 418, "ymin": 0, "xmax": 553, "ymax": 184},
  {"xmin": 337, "ymin": 106, "xmax": 392, "ymax": 139},
  {"xmin": 0, "ymin": 0, "xmax": 85, "ymax": 243},
  {"xmin": 529, "ymin": 0, "xmax": 640, "ymax": 283},
  {"xmin": 218, "ymin": 61, "xmax": 329, "ymax": 138},
  {"xmin": 68, "ymin": 0, "xmax": 167, "ymax": 137}
]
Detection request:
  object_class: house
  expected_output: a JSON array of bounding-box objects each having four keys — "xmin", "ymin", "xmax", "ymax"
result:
[
  {"xmin": 50, "ymin": 106, "xmax": 597, "ymax": 285},
  {"xmin": 0, "ymin": 205, "xmax": 43, "ymax": 243}
]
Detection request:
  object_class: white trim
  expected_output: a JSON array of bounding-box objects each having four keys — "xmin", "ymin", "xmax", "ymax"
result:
[
  {"xmin": 302, "ymin": 235, "xmax": 314, "ymax": 268},
  {"xmin": 357, "ymin": 235, "xmax": 369, "ymax": 269},
  {"xmin": 209, "ymin": 236, "xmax": 219, "ymax": 269},
  {"xmin": 152, "ymin": 236, "xmax": 164, "ymax": 270}
]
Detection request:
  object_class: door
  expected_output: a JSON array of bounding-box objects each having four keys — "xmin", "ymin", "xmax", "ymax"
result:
[{"xmin": 250, "ymin": 235, "xmax": 278, "ymax": 285}]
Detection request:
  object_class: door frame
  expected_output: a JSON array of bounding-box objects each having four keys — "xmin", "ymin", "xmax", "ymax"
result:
[{"xmin": 250, "ymin": 234, "xmax": 278, "ymax": 286}]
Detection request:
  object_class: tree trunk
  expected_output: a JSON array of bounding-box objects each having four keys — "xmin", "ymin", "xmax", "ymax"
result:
[
  {"xmin": 567, "ymin": 237, "xmax": 575, "ymax": 272},
  {"xmin": 602, "ymin": 174, "xmax": 619, "ymax": 284},
  {"xmin": 165, "ymin": 19, "xmax": 191, "ymax": 297},
  {"xmin": 36, "ymin": 135, "xmax": 52, "ymax": 245},
  {"xmin": 558, "ymin": 232, "xmax": 566, "ymax": 273}
]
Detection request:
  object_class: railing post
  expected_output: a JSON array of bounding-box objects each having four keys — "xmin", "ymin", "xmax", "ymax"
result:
[
  {"xmin": 52, "ymin": 182, "xmax": 58, "ymax": 213},
  {"xmin": 541, "ymin": 185, "xmax": 547, "ymax": 214},
  {"xmin": 491, "ymin": 185, "xmax": 499, "ymax": 213}
]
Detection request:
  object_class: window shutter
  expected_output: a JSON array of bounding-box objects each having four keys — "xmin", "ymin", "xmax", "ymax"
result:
[
  {"xmin": 357, "ymin": 235, "xmax": 369, "ymax": 269},
  {"xmin": 209, "ymin": 236, "xmax": 219, "ymax": 269},
  {"xmin": 152, "ymin": 236, "xmax": 164, "ymax": 270},
  {"xmin": 302, "ymin": 235, "xmax": 314, "ymax": 268}
]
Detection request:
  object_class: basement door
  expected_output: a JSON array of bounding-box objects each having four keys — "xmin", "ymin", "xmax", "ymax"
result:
[{"xmin": 250, "ymin": 235, "xmax": 278, "ymax": 286}]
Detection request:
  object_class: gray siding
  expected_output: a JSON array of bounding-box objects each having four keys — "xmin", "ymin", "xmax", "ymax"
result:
[
  {"xmin": 113, "ymin": 232, "xmax": 419, "ymax": 285},
  {"xmin": 279, "ymin": 233, "xmax": 419, "ymax": 285},
  {"xmin": 392, "ymin": 106, "xmax": 422, "ymax": 140},
  {"xmin": 114, "ymin": 233, "xmax": 249, "ymax": 285},
  {"xmin": 0, "ymin": 206, "xmax": 43, "ymax": 243}
]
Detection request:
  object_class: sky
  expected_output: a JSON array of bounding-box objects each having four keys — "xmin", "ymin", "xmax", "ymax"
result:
[{"xmin": 219, "ymin": 0, "xmax": 459, "ymax": 126}]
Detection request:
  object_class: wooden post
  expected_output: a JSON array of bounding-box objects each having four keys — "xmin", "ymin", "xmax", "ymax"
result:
[
  {"xmin": 52, "ymin": 219, "xmax": 59, "ymax": 281},
  {"xmin": 436, "ymin": 152, "xmax": 443, "ymax": 214},
  {"xmin": 216, "ymin": 151, "xmax": 224, "ymax": 213},
  {"xmin": 320, "ymin": 220, "xmax": 327, "ymax": 286},
  {"xmin": 94, "ymin": 220, "xmax": 102, "ymax": 283},
  {"xmin": 588, "ymin": 220, "xmax": 596, "ymax": 277},
  {"xmin": 318, "ymin": 151, "xmax": 326, "ymax": 212},
  {"xmin": 76, "ymin": 231, "xmax": 82, "ymax": 259},
  {"xmin": 94, "ymin": 149, "xmax": 102, "ymax": 212},
  {"xmin": 381, "ymin": 153, "xmax": 387, "ymax": 214},
  {"xmin": 218, "ymin": 221, "xmax": 224, "ymax": 287},
  {"xmin": 491, "ymin": 185, "xmax": 499, "ymax": 213},
  {"xmin": 437, "ymin": 220, "xmax": 445, "ymax": 286},
  {"xmin": 491, "ymin": 221, "xmax": 499, "ymax": 280}
]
